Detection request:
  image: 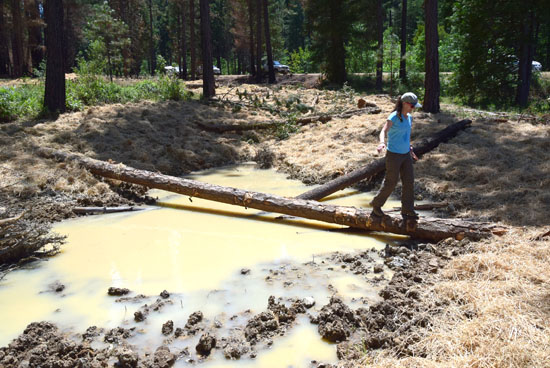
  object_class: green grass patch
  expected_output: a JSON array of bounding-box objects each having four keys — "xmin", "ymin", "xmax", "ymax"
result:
[
  {"xmin": 0, "ymin": 84, "xmax": 44, "ymax": 122},
  {"xmin": 0, "ymin": 74, "xmax": 192, "ymax": 123}
]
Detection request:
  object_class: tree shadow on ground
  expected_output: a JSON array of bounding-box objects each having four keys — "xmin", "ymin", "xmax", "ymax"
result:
[{"xmin": 48, "ymin": 99, "xmax": 262, "ymax": 177}]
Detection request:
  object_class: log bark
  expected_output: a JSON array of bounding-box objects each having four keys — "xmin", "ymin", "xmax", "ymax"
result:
[
  {"xmin": 36, "ymin": 146, "xmax": 506, "ymax": 242},
  {"xmin": 296, "ymin": 119, "xmax": 472, "ymax": 201},
  {"xmin": 196, "ymin": 105, "xmax": 381, "ymax": 133}
]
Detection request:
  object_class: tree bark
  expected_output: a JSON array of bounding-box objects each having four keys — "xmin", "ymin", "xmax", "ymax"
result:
[
  {"xmin": 0, "ymin": 0, "xmax": 9, "ymax": 75},
  {"xmin": 190, "ymin": 0, "xmax": 196, "ymax": 79},
  {"xmin": 247, "ymin": 0, "xmax": 255, "ymax": 76},
  {"xmin": 423, "ymin": 0, "xmax": 440, "ymax": 113},
  {"xmin": 516, "ymin": 10, "xmax": 534, "ymax": 107},
  {"xmin": 44, "ymin": 0, "xmax": 66, "ymax": 114},
  {"xmin": 10, "ymin": 0, "xmax": 25, "ymax": 77},
  {"xmin": 296, "ymin": 119, "xmax": 471, "ymax": 201},
  {"xmin": 148, "ymin": 0, "xmax": 156, "ymax": 75},
  {"xmin": 199, "ymin": 0, "xmax": 215, "ymax": 98},
  {"xmin": 28, "ymin": 0, "xmax": 44, "ymax": 71},
  {"xmin": 375, "ymin": 0, "xmax": 383, "ymax": 91},
  {"xmin": 255, "ymin": 0, "xmax": 262, "ymax": 83},
  {"xmin": 399, "ymin": 0, "xmax": 407, "ymax": 81},
  {"xmin": 263, "ymin": 0, "xmax": 275, "ymax": 83},
  {"xmin": 36, "ymin": 147, "xmax": 505, "ymax": 242},
  {"xmin": 181, "ymin": 0, "xmax": 188, "ymax": 79}
]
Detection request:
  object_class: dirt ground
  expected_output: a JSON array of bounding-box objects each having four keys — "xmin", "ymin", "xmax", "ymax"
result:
[{"xmin": 1, "ymin": 74, "xmax": 549, "ymax": 367}]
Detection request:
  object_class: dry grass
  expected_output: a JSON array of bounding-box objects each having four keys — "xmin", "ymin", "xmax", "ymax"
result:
[{"xmin": 362, "ymin": 228, "xmax": 550, "ymax": 368}]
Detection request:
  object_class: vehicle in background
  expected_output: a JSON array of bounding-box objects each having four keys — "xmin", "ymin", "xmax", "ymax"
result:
[
  {"xmin": 531, "ymin": 60, "xmax": 542, "ymax": 72},
  {"xmin": 510, "ymin": 57, "xmax": 543, "ymax": 72},
  {"xmin": 164, "ymin": 66, "xmax": 180, "ymax": 74},
  {"xmin": 197, "ymin": 65, "xmax": 221, "ymax": 75},
  {"xmin": 263, "ymin": 60, "xmax": 290, "ymax": 74}
]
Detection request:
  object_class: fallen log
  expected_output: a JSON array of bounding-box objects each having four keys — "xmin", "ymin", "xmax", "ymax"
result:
[
  {"xmin": 73, "ymin": 206, "xmax": 145, "ymax": 215},
  {"xmin": 196, "ymin": 106, "xmax": 381, "ymax": 133},
  {"xmin": 296, "ymin": 119, "xmax": 472, "ymax": 201},
  {"xmin": 36, "ymin": 147, "xmax": 506, "ymax": 242}
]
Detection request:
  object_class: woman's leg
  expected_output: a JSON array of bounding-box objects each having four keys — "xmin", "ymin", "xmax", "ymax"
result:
[
  {"xmin": 400, "ymin": 154, "xmax": 415, "ymax": 215},
  {"xmin": 371, "ymin": 152, "xmax": 402, "ymax": 211}
]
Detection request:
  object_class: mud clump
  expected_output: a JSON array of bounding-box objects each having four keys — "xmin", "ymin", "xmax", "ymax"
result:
[
  {"xmin": 221, "ymin": 336, "xmax": 250, "ymax": 359},
  {"xmin": 312, "ymin": 297, "xmax": 361, "ymax": 342},
  {"xmin": 195, "ymin": 334, "xmax": 216, "ymax": 356},
  {"xmin": 185, "ymin": 311, "xmax": 204, "ymax": 335},
  {"xmin": 134, "ymin": 298, "xmax": 172, "ymax": 322},
  {"xmin": 108, "ymin": 287, "xmax": 130, "ymax": 296},
  {"xmin": 104, "ymin": 327, "xmax": 135, "ymax": 344},
  {"xmin": 244, "ymin": 311, "xmax": 279, "ymax": 344},
  {"xmin": 153, "ymin": 346, "xmax": 176, "ymax": 367},
  {"xmin": 161, "ymin": 320, "xmax": 174, "ymax": 336},
  {"xmin": 0, "ymin": 322, "xmax": 105, "ymax": 368},
  {"xmin": 117, "ymin": 349, "xmax": 139, "ymax": 368}
]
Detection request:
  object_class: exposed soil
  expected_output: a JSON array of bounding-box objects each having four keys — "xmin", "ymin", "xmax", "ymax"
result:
[{"xmin": 1, "ymin": 74, "xmax": 549, "ymax": 367}]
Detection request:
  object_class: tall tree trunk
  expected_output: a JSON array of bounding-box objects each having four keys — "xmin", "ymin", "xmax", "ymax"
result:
[
  {"xmin": 516, "ymin": 10, "xmax": 535, "ymax": 107},
  {"xmin": 44, "ymin": 0, "xmax": 66, "ymax": 114},
  {"xmin": 263, "ymin": 0, "xmax": 275, "ymax": 83},
  {"xmin": 28, "ymin": 0, "xmax": 44, "ymax": 71},
  {"xmin": 190, "ymin": 0, "xmax": 196, "ymax": 79},
  {"xmin": 423, "ymin": 0, "xmax": 440, "ymax": 113},
  {"xmin": 10, "ymin": 0, "xmax": 25, "ymax": 77},
  {"xmin": 0, "ymin": 0, "xmax": 9, "ymax": 75},
  {"xmin": 247, "ymin": 0, "xmax": 255, "ymax": 76},
  {"xmin": 375, "ymin": 0, "xmax": 383, "ymax": 91},
  {"xmin": 399, "ymin": 0, "xmax": 407, "ymax": 81},
  {"xmin": 328, "ymin": 0, "xmax": 346, "ymax": 85},
  {"xmin": 148, "ymin": 0, "xmax": 155, "ymax": 75},
  {"xmin": 255, "ymin": 0, "xmax": 262, "ymax": 83},
  {"xmin": 181, "ymin": 0, "xmax": 188, "ymax": 79},
  {"xmin": 199, "ymin": 0, "xmax": 215, "ymax": 98}
]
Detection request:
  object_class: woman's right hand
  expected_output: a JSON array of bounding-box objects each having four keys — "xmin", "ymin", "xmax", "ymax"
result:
[{"xmin": 376, "ymin": 142, "xmax": 386, "ymax": 153}]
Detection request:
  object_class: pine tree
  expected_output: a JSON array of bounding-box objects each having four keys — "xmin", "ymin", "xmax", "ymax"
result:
[
  {"xmin": 306, "ymin": 0, "xmax": 356, "ymax": 85},
  {"xmin": 10, "ymin": 0, "xmax": 25, "ymax": 77},
  {"xmin": 200, "ymin": 0, "xmax": 215, "ymax": 97},
  {"xmin": 44, "ymin": 0, "xmax": 66, "ymax": 114},
  {"xmin": 423, "ymin": 0, "xmax": 439, "ymax": 113}
]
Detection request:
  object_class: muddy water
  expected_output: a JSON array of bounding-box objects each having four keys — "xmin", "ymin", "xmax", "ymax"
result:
[{"xmin": 0, "ymin": 163, "xmax": 403, "ymax": 365}]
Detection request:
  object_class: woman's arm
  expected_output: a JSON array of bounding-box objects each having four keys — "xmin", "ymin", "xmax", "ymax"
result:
[{"xmin": 377, "ymin": 120, "xmax": 392, "ymax": 153}]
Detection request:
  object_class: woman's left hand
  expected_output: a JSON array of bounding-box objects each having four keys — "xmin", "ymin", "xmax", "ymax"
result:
[{"xmin": 410, "ymin": 149, "xmax": 418, "ymax": 161}]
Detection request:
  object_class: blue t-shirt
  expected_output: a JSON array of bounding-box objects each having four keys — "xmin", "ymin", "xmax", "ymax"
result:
[{"xmin": 387, "ymin": 111, "xmax": 412, "ymax": 154}]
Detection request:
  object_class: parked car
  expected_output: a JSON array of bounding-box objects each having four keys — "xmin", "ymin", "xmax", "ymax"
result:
[
  {"xmin": 263, "ymin": 60, "xmax": 290, "ymax": 74},
  {"xmin": 164, "ymin": 66, "xmax": 180, "ymax": 74},
  {"xmin": 197, "ymin": 65, "xmax": 221, "ymax": 75},
  {"xmin": 510, "ymin": 57, "xmax": 543, "ymax": 72},
  {"xmin": 532, "ymin": 60, "xmax": 542, "ymax": 72}
]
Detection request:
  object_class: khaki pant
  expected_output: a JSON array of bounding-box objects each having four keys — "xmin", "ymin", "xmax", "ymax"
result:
[{"xmin": 371, "ymin": 151, "xmax": 414, "ymax": 214}]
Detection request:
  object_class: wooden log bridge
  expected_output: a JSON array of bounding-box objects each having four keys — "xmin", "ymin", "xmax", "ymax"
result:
[
  {"xmin": 297, "ymin": 119, "xmax": 472, "ymax": 201},
  {"xmin": 37, "ymin": 147, "xmax": 506, "ymax": 242}
]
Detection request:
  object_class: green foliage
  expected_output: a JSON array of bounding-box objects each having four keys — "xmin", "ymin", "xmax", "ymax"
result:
[
  {"xmin": 83, "ymin": 2, "xmax": 131, "ymax": 79},
  {"xmin": 0, "ymin": 85, "xmax": 43, "ymax": 122},
  {"xmin": 157, "ymin": 75, "xmax": 190, "ymax": 101},
  {"xmin": 156, "ymin": 55, "xmax": 167, "ymax": 75},
  {"xmin": 288, "ymin": 47, "xmax": 313, "ymax": 74}
]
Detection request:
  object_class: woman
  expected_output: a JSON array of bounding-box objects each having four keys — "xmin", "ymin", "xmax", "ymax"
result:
[{"xmin": 371, "ymin": 92, "xmax": 422, "ymax": 219}]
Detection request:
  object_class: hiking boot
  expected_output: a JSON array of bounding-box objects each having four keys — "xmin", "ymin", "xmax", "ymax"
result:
[
  {"xmin": 371, "ymin": 206, "xmax": 385, "ymax": 217},
  {"xmin": 401, "ymin": 211, "xmax": 419, "ymax": 220}
]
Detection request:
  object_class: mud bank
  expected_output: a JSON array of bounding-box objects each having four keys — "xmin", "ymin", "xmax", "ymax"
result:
[{"xmin": 0, "ymin": 237, "xmax": 475, "ymax": 367}]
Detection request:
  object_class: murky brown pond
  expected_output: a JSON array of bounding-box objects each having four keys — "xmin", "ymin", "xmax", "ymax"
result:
[{"xmin": 0, "ymin": 163, "xmax": 404, "ymax": 366}]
